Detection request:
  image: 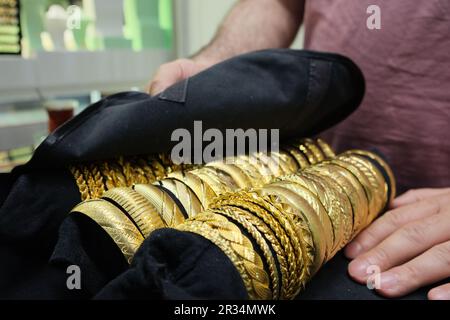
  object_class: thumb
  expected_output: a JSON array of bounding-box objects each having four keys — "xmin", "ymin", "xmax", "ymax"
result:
[{"xmin": 148, "ymin": 59, "xmax": 202, "ymax": 96}]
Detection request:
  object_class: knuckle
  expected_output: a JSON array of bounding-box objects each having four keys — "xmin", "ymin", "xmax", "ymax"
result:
[
  {"xmin": 400, "ymin": 223, "xmax": 428, "ymax": 245},
  {"xmin": 433, "ymin": 242, "xmax": 450, "ymax": 267},
  {"xmin": 401, "ymin": 264, "xmax": 420, "ymax": 281},
  {"xmin": 357, "ymin": 227, "xmax": 379, "ymax": 250},
  {"xmin": 368, "ymin": 246, "xmax": 391, "ymax": 267},
  {"xmin": 385, "ymin": 210, "xmax": 404, "ymax": 228}
]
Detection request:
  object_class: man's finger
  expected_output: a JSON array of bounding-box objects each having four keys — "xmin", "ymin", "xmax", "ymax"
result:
[
  {"xmin": 375, "ymin": 241, "xmax": 450, "ymax": 298},
  {"xmin": 428, "ymin": 282, "xmax": 450, "ymax": 300},
  {"xmin": 391, "ymin": 188, "xmax": 450, "ymax": 209},
  {"xmin": 344, "ymin": 193, "xmax": 450, "ymax": 259},
  {"xmin": 148, "ymin": 61, "xmax": 184, "ymax": 95},
  {"xmin": 348, "ymin": 209, "xmax": 450, "ymax": 282}
]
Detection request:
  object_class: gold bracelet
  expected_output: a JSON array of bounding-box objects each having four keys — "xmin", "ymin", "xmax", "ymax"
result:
[
  {"xmin": 271, "ymin": 181, "xmax": 334, "ymax": 261},
  {"xmin": 308, "ymin": 163, "xmax": 368, "ymax": 235},
  {"xmin": 259, "ymin": 185, "xmax": 325, "ymax": 276},
  {"xmin": 133, "ymin": 184, "xmax": 186, "ymax": 227},
  {"xmin": 281, "ymin": 145, "xmax": 311, "ymax": 169},
  {"xmin": 168, "ymin": 171, "xmax": 217, "ymax": 208},
  {"xmin": 334, "ymin": 156, "xmax": 384, "ymax": 223},
  {"xmin": 212, "ymin": 192, "xmax": 303, "ymax": 299},
  {"xmin": 177, "ymin": 213, "xmax": 271, "ymax": 300},
  {"xmin": 344, "ymin": 150, "xmax": 396, "ymax": 204},
  {"xmin": 329, "ymin": 159, "xmax": 378, "ymax": 226},
  {"xmin": 316, "ymin": 138, "xmax": 336, "ymax": 158},
  {"xmin": 212, "ymin": 199, "xmax": 294, "ymax": 299},
  {"xmin": 190, "ymin": 167, "xmax": 238, "ymax": 195},
  {"xmin": 296, "ymin": 171, "xmax": 352, "ymax": 252},
  {"xmin": 212, "ymin": 206, "xmax": 280, "ymax": 299},
  {"xmin": 156, "ymin": 178, "xmax": 204, "ymax": 218},
  {"xmin": 102, "ymin": 187, "xmax": 166, "ymax": 237},
  {"xmin": 70, "ymin": 199, "xmax": 145, "ymax": 264},
  {"xmin": 303, "ymin": 138, "xmax": 326, "ymax": 162}
]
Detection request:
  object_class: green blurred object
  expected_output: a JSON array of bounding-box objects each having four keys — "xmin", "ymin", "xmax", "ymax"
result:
[
  {"xmin": 20, "ymin": 0, "xmax": 47, "ymax": 51},
  {"xmin": 124, "ymin": 0, "xmax": 173, "ymax": 51}
]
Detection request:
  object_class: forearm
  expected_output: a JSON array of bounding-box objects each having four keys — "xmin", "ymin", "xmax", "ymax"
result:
[{"xmin": 194, "ymin": 0, "xmax": 304, "ymax": 64}]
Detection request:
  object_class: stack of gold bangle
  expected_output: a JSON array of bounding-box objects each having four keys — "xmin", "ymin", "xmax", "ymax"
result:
[
  {"xmin": 70, "ymin": 138, "xmax": 333, "ymax": 262},
  {"xmin": 70, "ymin": 154, "xmax": 194, "ymax": 201},
  {"xmin": 175, "ymin": 150, "xmax": 394, "ymax": 299},
  {"xmin": 69, "ymin": 138, "xmax": 395, "ymax": 299}
]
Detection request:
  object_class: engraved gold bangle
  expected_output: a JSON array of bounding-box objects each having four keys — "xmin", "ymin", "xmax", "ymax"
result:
[
  {"xmin": 344, "ymin": 150, "xmax": 396, "ymax": 204},
  {"xmin": 102, "ymin": 187, "xmax": 166, "ymax": 237},
  {"xmin": 212, "ymin": 206, "xmax": 280, "ymax": 299},
  {"xmin": 212, "ymin": 192, "xmax": 302, "ymax": 299},
  {"xmin": 133, "ymin": 184, "xmax": 186, "ymax": 227},
  {"xmin": 168, "ymin": 171, "xmax": 218, "ymax": 208},
  {"xmin": 177, "ymin": 213, "xmax": 272, "ymax": 300},
  {"xmin": 215, "ymin": 200, "xmax": 294, "ymax": 299},
  {"xmin": 259, "ymin": 185, "xmax": 325, "ymax": 276},
  {"xmin": 316, "ymin": 138, "xmax": 336, "ymax": 158},
  {"xmin": 70, "ymin": 199, "xmax": 145, "ymax": 264},
  {"xmin": 271, "ymin": 180, "xmax": 334, "ymax": 261},
  {"xmin": 156, "ymin": 178, "xmax": 204, "ymax": 218}
]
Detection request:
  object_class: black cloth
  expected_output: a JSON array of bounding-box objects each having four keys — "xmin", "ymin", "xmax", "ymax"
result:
[{"xmin": 0, "ymin": 49, "xmax": 424, "ymax": 300}]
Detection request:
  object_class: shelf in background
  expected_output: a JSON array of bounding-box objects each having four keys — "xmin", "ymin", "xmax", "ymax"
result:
[{"xmin": 0, "ymin": 49, "xmax": 173, "ymax": 104}]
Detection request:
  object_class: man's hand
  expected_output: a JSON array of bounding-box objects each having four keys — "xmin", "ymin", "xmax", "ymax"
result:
[
  {"xmin": 345, "ymin": 188, "xmax": 450, "ymax": 300},
  {"xmin": 147, "ymin": 58, "xmax": 213, "ymax": 95}
]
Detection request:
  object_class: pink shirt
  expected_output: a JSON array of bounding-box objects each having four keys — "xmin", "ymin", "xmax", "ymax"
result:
[{"xmin": 303, "ymin": 0, "xmax": 450, "ymax": 193}]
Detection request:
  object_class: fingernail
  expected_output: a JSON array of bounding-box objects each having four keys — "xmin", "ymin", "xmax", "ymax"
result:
[
  {"xmin": 429, "ymin": 288, "xmax": 450, "ymax": 300},
  {"xmin": 348, "ymin": 259, "xmax": 370, "ymax": 281},
  {"xmin": 345, "ymin": 241, "xmax": 363, "ymax": 258},
  {"xmin": 380, "ymin": 272, "xmax": 398, "ymax": 290}
]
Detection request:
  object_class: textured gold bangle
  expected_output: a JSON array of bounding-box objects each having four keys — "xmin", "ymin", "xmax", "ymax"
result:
[
  {"xmin": 177, "ymin": 213, "xmax": 272, "ymax": 300},
  {"xmin": 303, "ymin": 138, "xmax": 326, "ymax": 162},
  {"xmin": 296, "ymin": 171, "xmax": 352, "ymax": 253},
  {"xmin": 316, "ymin": 138, "xmax": 336, "ymax": 158},
  {"xmin": 329, "ymin": 159, "xmax": 378, "ymax": 226},
  {"xmin": 102, "ymin": 187, "xmax": 166, "ymax": 237},
  {"xmin": 297, "ymin": 143, "xmax": 318, "ymax": 164},
  {"xmin": 281, "ymin": 146, "xmax": 311, "ymax": 169},
  {"xmin": 190, "ymin": 167, "xmax": 238, "ymax": 195},
  {"xmin": 344, "ymin": 150, "xmax": 396, "ymax": 204},
  {"xmin": 212, "ymin": 206, "xmax": 280, "ymax": 299},
  {"xmin": 236, "ymin": 154, "xmax": 275, "ymax": 184},
  {"xmin": 206, "ymin": 162, "xmax": 254, "ymax": 189},
  {"xmin": 253, "ymin": 152, "xmax": 286, "ymax": 177},
  {"xmin": 339, "ymin": 154, "xmax": 389, "ymax": 213},
  {"xmin": 156, "ymin": 178, "xmax": 204, "ymax": 218},
  {"xmin": 168, "ymin": 171, "xmax": 217, "ymax": 208},
  {"xmin": 212, "ymin": 192, "xmax": 302, "ymax": 299},
  {"xmin": 259, "ymin": 185, "xmax": 326, "ymax": 276},
  {"xmin": 269, "ymin": 151, "xmax": 300, "ymax": 175},
  {"xmin": 70, "ymin": 199, "xmax": 145, "ymax": 264},
  {"xmin": 70, "ymin": 166, "xmax": 91, "ymax": 201},
  {"xmin": 335, "ymin": 156, "xmax": 384, "ymax": 223},
  {"xmin": 133, "ymin": 184, "xmax": 186, "ymax": 227},
  {"xmin": 309, "ymin": 163, "xmax": 368, "ymax": 235},
  {"xmin": 243, "ymin": 191, "xmax": 305, "ymax": 298},
  {"xmin": 271, "ymin": 181, "xmax": 334, "ymax": 261},
  {"xmin": 212, "ymin": 199, "xmax": 293, "ymax": 299}
]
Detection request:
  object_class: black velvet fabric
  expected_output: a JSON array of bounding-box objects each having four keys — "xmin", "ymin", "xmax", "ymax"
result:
[
  {"xmin": 26, "ymin": 49, "xmax": 364, "ymax": 169},
  {"xmin": 0, "ymin": 49, "xmax": 426, "ymax": 300}
]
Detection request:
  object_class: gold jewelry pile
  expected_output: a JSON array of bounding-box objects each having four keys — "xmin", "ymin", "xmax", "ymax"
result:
[
  {"xmin": 70, "ymin": 154, "xmax": 192, "ymax": 200},
  {"xmin": 70, "ymin": 139, "xmax": 395, "ymax": 299}
]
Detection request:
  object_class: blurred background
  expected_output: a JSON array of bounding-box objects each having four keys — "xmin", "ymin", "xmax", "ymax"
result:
[{"xmin": 0, "ymin": 0, "xmax": 303, "ymax": 172}]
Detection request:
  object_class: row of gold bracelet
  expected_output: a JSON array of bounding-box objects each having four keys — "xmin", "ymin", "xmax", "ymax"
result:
[
  {"xmin": 70, "ymin": 138, "xmax": 335, "ymax": 264},
  {"xmin": 70, "ymin": 154, "xmax": 193, "ymax": 201},
  {"xmin": 174, "ymin": 150, "xmax": 395, "ymax": 299},
  {"xmin": 69, "ymin": 140, "xmax": 396, "ymax": 299}
]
